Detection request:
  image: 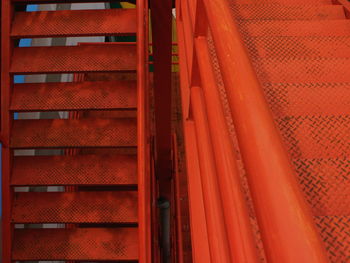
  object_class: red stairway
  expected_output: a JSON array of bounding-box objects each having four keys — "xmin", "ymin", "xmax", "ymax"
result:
[{"xmin": 1, "ymin": 0, "xmax": 150, "ymax": 262}]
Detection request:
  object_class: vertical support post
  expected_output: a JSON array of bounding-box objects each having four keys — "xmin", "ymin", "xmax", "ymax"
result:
[
  {"xmin": 150, "ymin": 0, "xmax": 173, "ymax": 200},
  {"xmin": 1, "ymin": 0, "xmax": 12, "ymax": 262}
]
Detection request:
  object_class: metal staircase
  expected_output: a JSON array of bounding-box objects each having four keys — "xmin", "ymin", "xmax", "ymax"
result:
[{"xmin": 1, "ymin": 1, "xmax": 150, "ymax": 262}]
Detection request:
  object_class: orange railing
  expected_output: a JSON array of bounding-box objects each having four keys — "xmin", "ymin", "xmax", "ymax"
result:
[
  {"xmin": 137, "ymin": 0, "xmax": 151, "ymax": 262},
  {"xmin": 176, "ymin": 0, "xmax": 329, "ymax": 262}
]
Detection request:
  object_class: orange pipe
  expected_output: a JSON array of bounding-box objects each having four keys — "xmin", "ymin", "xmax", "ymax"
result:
[
  {"xmin": 202, "ymin": 0, "xmax": 329, "ymax": 262},
  {"xmin": 195, "ymin": 36, "xmax": 259, "ymax": 263},
  {"xmin": 191, "ymin": 86, "xmax": 232, "ymax": 263}
]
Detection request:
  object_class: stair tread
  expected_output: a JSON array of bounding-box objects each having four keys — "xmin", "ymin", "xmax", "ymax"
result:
[
  {"xmin": 239, "ymin": 20, "xmax": 350, "ymax": 37},
  {"xmin": 253, "ymin": 58, "xmax": 350, "ymax": 83},
  {"xmin": 11, "ymin": 118, "xmax": 137, "ymax": 149},
  {"xmin": 12, "ymin": 228, "xmax": 138, "ymax": 261},
  {"xmin": 11, "ymin": 80, "xmax": 137, "ymax": 111},
  {"xmin": 11, "ymin": 154, "xmax": 137, "ymax": 186},
  {"xmin": 292, "ymin": 158, "xmax": 350, "ymax": 217},
  {"xmin": 232, "ymin": 4, "xmax": 345, "ymax": 21},
  {"xmin": 12, "ymin": 191, "xmax": 138, "ymax": 223},
  {"xmin": 274, "ymin": 115, "xmax": 350, "ymax": 159},
  {"xmin": 10, "ymin": 44, "xmax": 136, "ymax": 74},
  {"xmin": 262, "ymin": 83, "xmax": 350, "ymax": 116},
  {"xmin": 245, "ymin": 36, "xmax": 350, "ymax": 58},
  {"xmin": 12, "ymin": 9, "xmax": 136, "ymax": 38}
]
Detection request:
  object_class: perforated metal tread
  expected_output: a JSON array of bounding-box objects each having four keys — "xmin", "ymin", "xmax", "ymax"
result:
[
  {"xmin": 12, "ymin": 191, "xmax": 138, "ymax": 223},
  {"xmin": 244, "ymin": 36, "xmax": 350, "ymax": 58},
  {"xmin": 11, "ymin": 80, "xmax": 137, "ymax": 111},
  {"xmin": 314, "ymin": 216, "xmax": 350, "ymax": 263},
  {"xmin": 239, "ymin": 20, "xmax": 350, "ymax": 37},
  {"xmin": 263, "ymin": 83, "xmax": 350, "ymax": 117},
  {"xmin": 231, "ymin": 0, "xmax": 332, "ymax": 5},
  {"xmin": 11, "ymin": 44, "xmax": 137, "ymax": 74},
  {"xmin": 292, "ymin": 158, "xmax": 350, "ymax": 216},
  {"xmin": 11, "ymin": 154, "xmax": 137, "ymax": 186},
  {"xmin": 11, "ymin": 118, "xmax": 137, "ymax": 149},
  {"xmin": 253, "ymin": 58, "xmax": 350, "ymax": 83},
  {"xmin": 12, "ymin": 228, "xmax": 138, "ymax": 261},
  {"xmin": 275, "ymin": 115, "xmax": 350, "ymax": 159},
  {"xmin": 12, "ymin": 9, "xmax": 137, "ymax": 38},
  {"xmin": 232, "ymin": 4, "xmax": 345, "ymax": 21}
]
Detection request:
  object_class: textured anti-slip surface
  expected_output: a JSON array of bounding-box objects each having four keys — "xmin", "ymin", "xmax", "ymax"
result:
[{"xmin": 214, "ymin": 0, "xmax": 350, "ymax": 262}]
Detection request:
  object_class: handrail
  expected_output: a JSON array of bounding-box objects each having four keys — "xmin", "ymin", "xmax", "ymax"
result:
[
  {"xmin": 137, "ymin": 0, "xmax": 151, "ymax": 262},
  {"xmin": 201, "ymin": 0, "xmax": 329, "ymax": 262}
]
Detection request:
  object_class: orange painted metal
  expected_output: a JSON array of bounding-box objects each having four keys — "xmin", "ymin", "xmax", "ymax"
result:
[
  {"xmin": 201, "ymin": 0, "xmax": 329, "ymax": 262},
  {"xmin": 11, "ymin": 9, "xmax": 137, "ymax": 38},
  {"xmin": 137, "ymin": 0, "xmax": 151, "ymax": 262},
  {"xmin": 334, "ymin": 0, "xmax": 350, "ymax": 17},
  {"xmin": 11, "ymin": 155, "xmax": 137, "ymax": 186},
  {"xmin": 12, "ymin": 228, "xmax": 139, "ymax": 261},
  {"xmin": 195, "ymin": 37, "xmax": 259, "ymax": 263}
]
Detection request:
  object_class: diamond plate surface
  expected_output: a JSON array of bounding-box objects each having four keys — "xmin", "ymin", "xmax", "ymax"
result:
[
  {"xmin": 253, "ymin": 58, "xmax": 350, "ymax": 83},
  {"xmin": 315, "ymin": 216, "xmax": 350, "ymax": 263},
  {"xmin": 12, "ymin": 191, "xmax": 138, "ymax": 223},
  {"xmin": 12, "ymin": 9, "xmax": 136, "ymax": 38},
  {"xmin": 262, "ymin": 83, "xmax": 350, "ymax": 117},
  {"xmin": 238, "ymin": 20, "xmax": 350, "ymax": 37},
  {"xmin": 11, "ymin": 118, "xmax": 137, "ymax": 148},
  {"xmin": 11, "ymin": 44, "xmax": 137, "ymax": 74},
  {"xmin": 293, "ymin": 158, "xmax": 350, "ymax": 216},
  {"xmin": 11, "ymin": 80, "xmax": 137, "ymax": 111},
  {"xmin": 244, "ymin": 36, "xmax": 350, "ymax": 58},
  {"xmin": 231, "ymin": 4, "xmax": 344, "ymax": 21},
  {"xmin": 11, "ymin": 154, "xmax": 137, "ymax": 186},
  {"xmin": 12, "ymin": 228, "xmax": 139, "ymax": 261}
]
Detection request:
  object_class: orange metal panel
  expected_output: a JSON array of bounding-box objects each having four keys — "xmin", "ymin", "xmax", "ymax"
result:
[
  {"xmin": 11, "ymin": 118, "xmax": 137, "ymax": 148},
  {"xmin": 12, "ymin": 191, "xmax": 138, "ymax": 223},
  {"xmin": 11, "ymin": 9, "xmax": 137, "ymax": 38},
  {"xmin": 11, "ymin": 80, "xmax": 137, "ymax": 111},
  {"xmin": 12, "ymin": 228, "xmax": 139, "ymax": 261},
  {"xmin": 11, "ymin": 154, "xmax": 137, "ymax": 186},
  {"xmin": 11, "ymin": 44, "xmax": 137, "ymax": 74}
]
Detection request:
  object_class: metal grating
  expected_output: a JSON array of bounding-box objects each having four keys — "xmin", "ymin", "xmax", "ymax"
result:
[
  {"xmin": 11, "ymin": 44, "xmax": 137, "ymax": 74},
  {"xmin": 244, "ymin": 36, "xmax": 350, "ymax": 59},
  {"xmin": 12, "ymin": 9, "xmax": 137, "ymax": 38},
  {"xmin": 231, "ymin": 4, "xmax": 345, "ymax": 21},
  {"xmin": 12, "ymin": 228, "xmax": 139, "ymax": 261},
  {"xmin": 11, "ymin": 80, "xmax": 137, "ymax": 111},
  {"xmin": 11, "ymin": 154, "xmax": 137, "ymax": 186},
  {"xmin": 12, "ymin": 191, "xmax": 138, "ymax": 223},
  {"xmin": 11, "ymin": 118, "xmax": 137, "ymax": 148}
]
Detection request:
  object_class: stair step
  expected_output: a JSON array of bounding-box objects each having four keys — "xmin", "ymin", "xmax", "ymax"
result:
[
  {"xmin": 11, "ymin": 154, "xmax": 137, "ymax": 186},
  {"xmin": 11, "ymin": 118, "xmax": 137, "ymax": 149},
  {"xmin": 11, "ymin": 80, "xmax": 137, "ymax": 111},
  {"xmin": 275, "ymin": 115, "xmax": 350, "ymax": 159},
  {"xmin": 12, "ymin": 228, "xmax": 138, "ymax": 261},
  {"xmin": 253, "ymin": 58, "xmax": 350, "ymax": 83},
  {"xmin": 292, "ymin": 158, "xmax": 350, "ymax": 216},
  {"xmin": 12, "ymin": 191, "xmax": 138, "ymax": 223},
  {"xmin": 12, "ymin": 9, "xmax": 136, "ymax": 38},
  {"xmin": 232, "ymin": 0, "xmax": 332, "ymax": 4},
  {"xmin": 233, "ymin": 4, "xmax": 345, "ymax": 21},
  {"xmin": 11, "ymin": 44, "xmax": 136, "ymax": 74},
  {"xmin": 314, "ymin": 216, "xmax": 350, "ymax": 263},
  {"xmin": 263, "ymin": 83, "xmax": 350, "ymax": 117},
  {"xmin": 245, "ymin": 36, "xmax": 350, "ymax": 58},
  {"xmin": 239, "ymin": 20, "xmax": 350, "ymax": 37}
]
